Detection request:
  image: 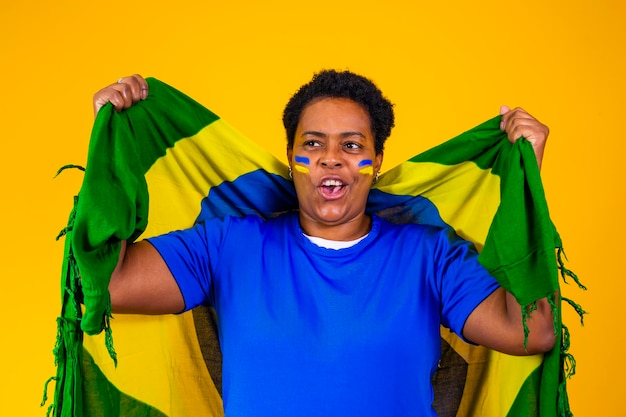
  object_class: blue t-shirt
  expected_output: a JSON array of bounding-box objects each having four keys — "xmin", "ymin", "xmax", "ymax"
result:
[{"xmin": 148, "ymin": 212, "xmax": 499, "ymax": 417}]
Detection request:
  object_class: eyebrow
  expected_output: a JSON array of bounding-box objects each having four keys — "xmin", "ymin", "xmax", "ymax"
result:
[{"xmin": 301, "ymin": 131, "xmax": 366, "ymax": 139}]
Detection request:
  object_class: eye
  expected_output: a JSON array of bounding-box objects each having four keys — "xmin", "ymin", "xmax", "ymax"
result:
[
  {"xmin": 303, "ymin": 140, "xmax": 321, "ymax": 148},
  {"xmin": 343, "ymin": 142, "xmax": 362, "ymax": 151}
]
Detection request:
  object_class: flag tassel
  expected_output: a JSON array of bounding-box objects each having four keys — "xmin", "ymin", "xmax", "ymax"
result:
[
  {"xmin": 558, "ymin": 323, "xmax": 575, "ymax": 417},
  {"xmin": 43, "ymin": 173, "xmax": 86, "ymax": 417},
  {"xmin": 557, "ymin": 247, "xmax": 587, "ymax": 291}
]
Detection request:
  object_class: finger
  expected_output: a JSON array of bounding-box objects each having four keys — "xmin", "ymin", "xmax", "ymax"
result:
[
  {"xmin": 116, "ymin": 83, "xmax": 138, "ymax": 110},
  {"xmin": 93, "ymin": 88, "xmax": 127, "ymax": 115},
  {"xmin": 106, "ymin": 85, "xmax": 135, "ymax": 111},
  {"xmin": 115, "ymin": 75, "xmax": 147, "ymax": 107},
  {"xmin": 504, "ymin": 114, "xmax": 549, "ymax": 145},
  {"xmin": 499, "ymin": 105, "xmax": 511, "ymax": 130},
  {"xmin": 500, "ymin": 107, "xmax": 534, "ymax": 137},
  {"xmin": 118, "ymin": 74, "xmax": 149, "ymax": 101}
]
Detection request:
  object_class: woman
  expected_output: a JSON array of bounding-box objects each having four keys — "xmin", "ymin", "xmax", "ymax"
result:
[{"xmin": 94, "ymin": 70, "xmax": 553, "ymax": 416}]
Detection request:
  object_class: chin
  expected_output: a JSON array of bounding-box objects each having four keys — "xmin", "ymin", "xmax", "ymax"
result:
[{"xmin": 317, "ymin": 210, "xmax": 359, "ymax": 225}]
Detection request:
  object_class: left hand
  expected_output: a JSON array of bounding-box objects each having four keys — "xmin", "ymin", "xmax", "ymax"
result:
[{"xmin": 499, "ymin": 106, "xmax": 549, "ymax": 169}]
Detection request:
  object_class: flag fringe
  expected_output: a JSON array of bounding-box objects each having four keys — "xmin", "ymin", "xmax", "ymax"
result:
[
  {"xmin": 40, "ymin": 376, "xmax": 57, "ymax": 406},
  {"xmin": 43, "ymin": 167, "xmax": 118, "ymax": 416},
  {"xmin": 557, "ymin": 247, "xmax": 587, "ymax": 291},
  {"xmin": 558, "ymin": 323, "xmax": 575, "ymax": 417},
  {"xmin": 104, "ymin": 311, "xmax": 117, "ymax": 366},
  {"xmin": 42, "ymin": 189, "xmax": 81, "ymax": 416},
  {"xmin": 562, "ymin": 297, "xmax": 587, "ymax": 326},
  {"xmin": 555, "ymin": 243, "xmax": 585, "ymax": 417},
  {"xmin": 521, "ymin": 300, "xmax": 539, "ymax": 350},
  {"xmin": 54, "ymin": 164, "xmax": 85, "ymax": 178}
]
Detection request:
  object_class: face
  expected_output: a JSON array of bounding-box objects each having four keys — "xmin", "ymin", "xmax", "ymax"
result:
[{"xmin": 287, "ymin": 97, "xmax": 383, "ymax": 238}]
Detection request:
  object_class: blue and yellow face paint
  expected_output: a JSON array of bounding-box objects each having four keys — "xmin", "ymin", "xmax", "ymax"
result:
[
  {"xmin": 294, "ymin": 156, "xmax": 374, "ymax": 175},
  {"xmin": 294, "ymin": 155, "xmax": 310, "ymax": 174},
  {"xmin": 358, "ymin": 159, "xmax": 374, "ymax": 176}
]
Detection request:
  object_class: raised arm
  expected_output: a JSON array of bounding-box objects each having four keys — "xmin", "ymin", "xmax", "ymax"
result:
[
  {"xmin": 93, "ymin": 75, "xmax": 185, "ymax": 314},
  {"xmin": 463, "ymin": 107, "xmax": 554, "ymax": 355}
]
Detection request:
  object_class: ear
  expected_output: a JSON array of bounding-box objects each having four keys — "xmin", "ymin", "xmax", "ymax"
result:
[
  {"xmin": 286, "ymin": 147, "xmax": 293, "ymax": 166},
  {"xmin": 374, "ymin": 151, "xmax": 383, "ymax": 174}
]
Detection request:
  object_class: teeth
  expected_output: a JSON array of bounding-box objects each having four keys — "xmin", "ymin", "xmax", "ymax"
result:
[{"xmin": 322, "ymin": 179, "xmax": 344, "ymax": 186}]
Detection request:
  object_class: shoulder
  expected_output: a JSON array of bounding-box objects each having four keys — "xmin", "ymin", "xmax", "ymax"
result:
[
  {"xmin": 374, "ymin": 215, "xmax": 479, "ymax": 256},
  {"xmin": 200, "ymin": 212, "xmax": 293, "ymax": 228},
  {"xmin": 374, "ymin": 215, "xmax": 451, "ymax": 241},
  {"xmin": 207, "ymin": 211, "xmax": 299, "ymax": 239},
  {"xmin": 239, "ymin": 211, "xmax": 298, "ymax": 230}
]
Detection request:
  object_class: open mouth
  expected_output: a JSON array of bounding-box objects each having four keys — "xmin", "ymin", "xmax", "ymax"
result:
[{"xmin": 319, "ymin": 179, "xmax": 347, "ymax": 199}]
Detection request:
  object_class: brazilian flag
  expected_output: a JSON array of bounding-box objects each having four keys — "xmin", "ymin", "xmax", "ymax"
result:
[{"xmin": 44, "ymin": 78, "xmax": 583, "ymax": 417}]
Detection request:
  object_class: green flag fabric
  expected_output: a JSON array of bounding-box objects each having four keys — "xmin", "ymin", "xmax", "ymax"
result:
[{"xmin": 45, "ymin": 78, "xmax": 584, "ymax": 417}]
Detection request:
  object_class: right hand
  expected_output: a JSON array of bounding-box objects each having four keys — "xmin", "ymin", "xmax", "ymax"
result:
[{"xmin": 93, "ymin": 74, "xmax": 149, "ymax": 117}]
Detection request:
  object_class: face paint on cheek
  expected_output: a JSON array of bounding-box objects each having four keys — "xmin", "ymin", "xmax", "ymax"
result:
[
  {"xmin": 294, "ymin": 155, "xmax": 310, "ymax": 174},
  {"xmin": 358, "ymin": 159, "xmax": 374, "ymax": 176}
]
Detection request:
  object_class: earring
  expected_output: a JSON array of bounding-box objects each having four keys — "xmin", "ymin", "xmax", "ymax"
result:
[
  {"xmin": 373, "ymin": 170, "xmax": 380, "ymax": 184},
  {"xmin": 288, "ymin": 166, "xmax": 293, "ymax": 179}
]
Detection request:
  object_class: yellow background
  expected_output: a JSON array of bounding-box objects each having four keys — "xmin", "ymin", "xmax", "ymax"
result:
[{"xmin": 1, "ymin": 1, "xmax": 623, "ymax": 415}]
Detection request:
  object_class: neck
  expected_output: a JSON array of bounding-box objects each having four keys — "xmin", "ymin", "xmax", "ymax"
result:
[{"xmin": 298, "ymin": 213, "xmax": 372, "ymax": 241}]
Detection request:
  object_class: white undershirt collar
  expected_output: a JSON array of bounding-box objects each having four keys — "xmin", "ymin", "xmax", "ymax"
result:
[{"xmin": 303, "ymin": 233, "xmax": 369, "ymax": 250}]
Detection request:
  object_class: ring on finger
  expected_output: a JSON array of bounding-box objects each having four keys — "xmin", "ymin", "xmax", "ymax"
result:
[{"xmin": 117, "ymin": 77, "xmax": 124, "ymax": 84}]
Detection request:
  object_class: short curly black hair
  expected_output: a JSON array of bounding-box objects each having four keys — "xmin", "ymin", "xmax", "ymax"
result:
[{"xmin": 282, "ymin": 70, "xmax": 395, "ymax": 154}]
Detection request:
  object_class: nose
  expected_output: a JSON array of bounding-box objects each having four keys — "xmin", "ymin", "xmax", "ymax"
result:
[{"xmin": 320, "ymin": 146, "xmax": 342, "ymax": 169}]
